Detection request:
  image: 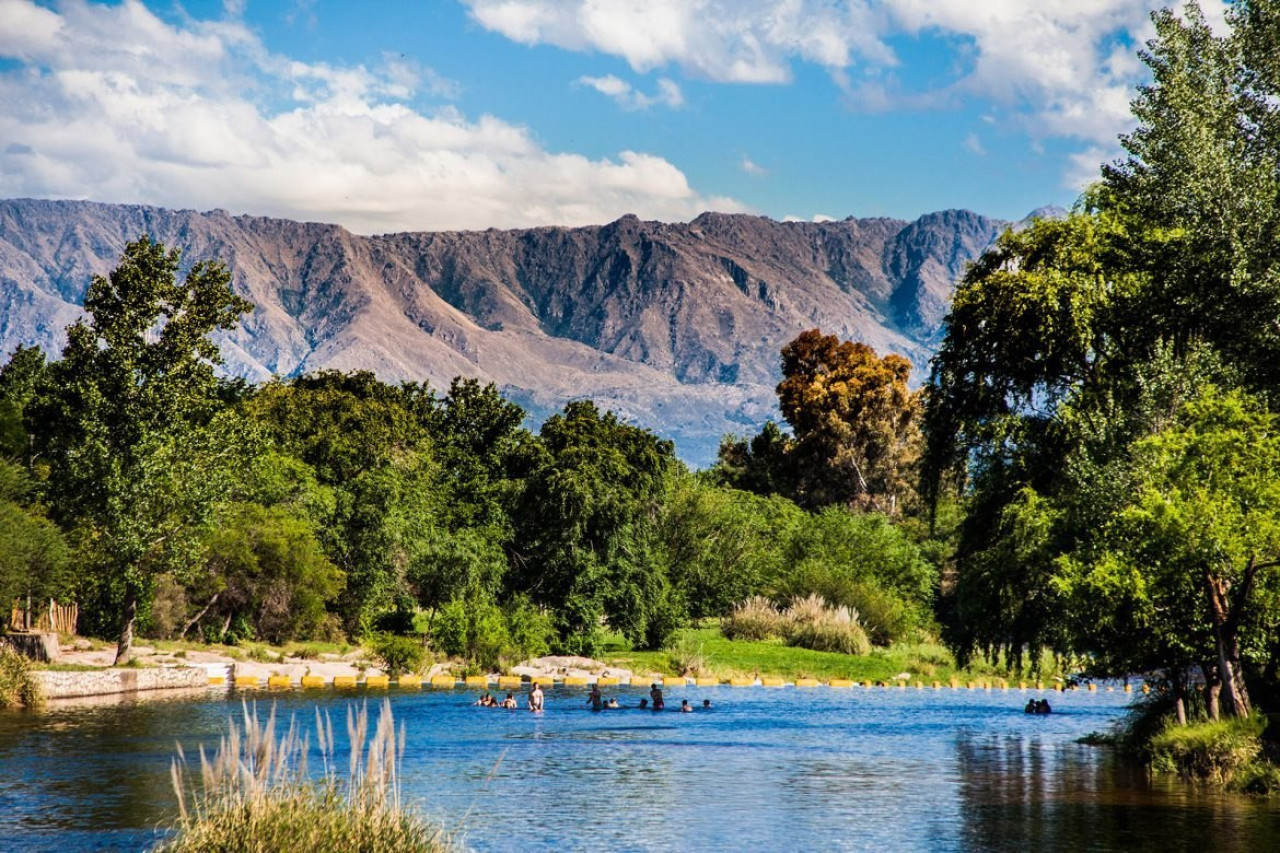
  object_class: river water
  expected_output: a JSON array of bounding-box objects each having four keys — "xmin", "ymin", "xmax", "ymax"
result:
[{"xmin": 0, "ymin": 685, "xmax": 1277, "ymax": 852}]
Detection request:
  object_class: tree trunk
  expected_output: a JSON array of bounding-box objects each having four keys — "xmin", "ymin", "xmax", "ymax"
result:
[
  {"xmin": 179, "ymin": 592, "xmax": 220, "ymax": 639},
  {"xmin": 113, "ymin": 590, "xmax": 138, "ymax": 666},
  {"xmin": 1205, "ymin": 570, "xmax": 1252, "ymax": 718},
  {"xmin": 1172, "ymin": 668, "xmax": 1189, "ymax": 726},
  {"xmin": 1201, "ymin": 662, "xmax": 1220, "ymax": 722}
]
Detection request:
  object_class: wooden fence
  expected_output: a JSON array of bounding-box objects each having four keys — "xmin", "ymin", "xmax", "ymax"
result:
[{"xmin": 9, "ymin": 598, "xmax": 78, "ymax": 635}]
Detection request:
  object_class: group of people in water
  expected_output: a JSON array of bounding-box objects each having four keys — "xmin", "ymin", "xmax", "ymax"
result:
[
  {"xmin": 1023, "ymin": 698, "xmax": 1053, "ymax": 715},
  {"xmin": 472, "ymin": 681, "xmax": 712, "ymax": 713}
]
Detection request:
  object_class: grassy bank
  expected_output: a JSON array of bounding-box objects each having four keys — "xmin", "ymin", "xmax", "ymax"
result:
[
  {"xmin": 601, "ymin": 626, "xmax": 1053, "ymax": 684},
  {"xmin": 1144, "ymin": 715, "xmax": 1280, "ymax": 795},
  {"xmin": 158, "ymin": 700, "xmax": 451, "ymax": 853}
]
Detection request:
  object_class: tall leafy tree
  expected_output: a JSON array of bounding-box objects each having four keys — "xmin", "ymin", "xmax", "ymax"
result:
[
  {"xmin": 777, "ymin": 330, "xmax": 921, "ymax": 512},
  {"xmin": 31, "ymin": 237, "xmax": 252, "ymax": 662},
  {"xmin": 513, "ymin": 400, "xmax": 679, "ymax": 652}
]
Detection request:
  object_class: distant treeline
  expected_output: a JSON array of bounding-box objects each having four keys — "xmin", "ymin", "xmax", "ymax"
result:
[{"xmin": 0, "ymin": 241, "xmax": 939, "ymax": 667}]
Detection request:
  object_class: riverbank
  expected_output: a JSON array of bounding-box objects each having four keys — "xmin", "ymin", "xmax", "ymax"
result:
[{"xmin": 599, "ymin": 626, "xmax": 1060, "ymax": 686}]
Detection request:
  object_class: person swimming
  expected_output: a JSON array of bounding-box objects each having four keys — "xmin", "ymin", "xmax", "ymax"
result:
[
  {"xmin": 1024, "ymin": 699, "xmax": 1037, "ymax": 714},
  {"xmin": 501, "ymin": 692, "xmax": 517, "ymax": 709},
  {"xmin": 638, "ymin": 698, "xmax": 649, "ymax": 709},
  {"xmin": 475, "ymin": 692, "xmax": 495, "ymax": 707},
  {"xmin": 649, "ymin": 683, "xmax": 665, "ymax": 711},
  {"xmin": 702, "ymin": 699, "xmax": 711, "ymax": 709},
  {"xmin": 606, "ymin": 698, "xmax": 620, "ymax": 709},
  {"xmin": 680, "ymin": 699, "xmax": 693, "ymax": 713}
]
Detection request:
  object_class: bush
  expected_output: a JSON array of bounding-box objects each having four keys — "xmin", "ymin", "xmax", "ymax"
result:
[
  {"xmin": 1147, "ymin": 716, "xmax": 1264, "ymax": 783},
  {"xmin": 505, "ymin": 596, "xmax": 555, "ymax": 662},
  {"xmin": 782, "ymin": 594, "xmax": 871, "ymax": 655},
  {"xmin": 721, "ymin": 596, "xmax": 784, "ymax": 641},
  {"xmin": 0, "ymin": 644, "xmax": 41, "ymax": 708},
  {"xmin": 160, "ymin": 701, "xmax": 450, "ymax": 853},
  {"xmin": 370, "ymin": 633, "xmax": 427, "ymax": 677},
  {"xmin": 429, "ymin": 597, "xmax": 511, "ymax": 671},
  {"xmin": 666, "ymin": 636, "xmax": 709, "ymax": 677}
]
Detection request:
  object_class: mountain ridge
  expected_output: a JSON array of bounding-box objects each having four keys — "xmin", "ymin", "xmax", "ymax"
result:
[{"xmin": 0, "ymin": 198, "xmax": 1026, "ymax": 463}]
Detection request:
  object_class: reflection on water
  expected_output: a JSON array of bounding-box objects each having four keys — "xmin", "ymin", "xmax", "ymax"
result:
[
  {"xmin": 955, "ymin": 733, "xmax": 1278, "ymax": 853},
  {"xmin": 0, "ymin": 686, "xmax": 1277, "ymax": 852}
]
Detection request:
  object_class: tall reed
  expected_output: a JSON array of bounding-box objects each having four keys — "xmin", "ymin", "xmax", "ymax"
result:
[
  {"xmin": 0, "ymin": 645, "xmax": 41, "ymax": 708},
  {"xmin": 158, "ymin": 699, "xmax": 450, "ymax": 853}
]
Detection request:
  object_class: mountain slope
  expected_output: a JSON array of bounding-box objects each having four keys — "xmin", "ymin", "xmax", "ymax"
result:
[{"xmin": 0, "ymin": 199, "xmax": 1011, "ymax": 464}]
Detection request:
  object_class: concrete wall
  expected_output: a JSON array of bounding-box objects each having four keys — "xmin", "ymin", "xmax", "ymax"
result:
[{"xmin": 36, "ymin": 666, "xmax": 207, "ymax": 699}]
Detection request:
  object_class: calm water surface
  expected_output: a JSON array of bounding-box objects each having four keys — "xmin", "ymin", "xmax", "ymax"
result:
[{"xmin": 1, "ymin": 685, "xmax": 1277, "ymax": 852}]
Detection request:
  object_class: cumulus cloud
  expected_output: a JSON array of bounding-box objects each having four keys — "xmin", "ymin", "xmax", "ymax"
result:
[
  {"xmin": 0, "ymin": 0, "xmax": 740, "ymax": 234},
  {"xmin": 464, "ymin": 0, "xmax": 1229, "ymax": 174},
  {"xmin": 577, "ymin": 74, "xmax": 683, "ymax": 109}
]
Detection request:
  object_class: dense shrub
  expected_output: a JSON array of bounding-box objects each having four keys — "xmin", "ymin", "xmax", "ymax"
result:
[
  {"xmin": 782, "ymin": 594, "xmax": 871, "ymax": 655},
  {"xmin": 721, "ymin": 596, "xmax": 784, "ymax": 641},
  {"xmin": 0, "ymin": 645, "xmax": 41, "ymax": 708},
  {"xmin": 370, "ymin": 633, "xmax": 427, "ymax": 677},
  {"xmin": 430, "ymin": 595, "xmax": 557, "ymax": 671}
]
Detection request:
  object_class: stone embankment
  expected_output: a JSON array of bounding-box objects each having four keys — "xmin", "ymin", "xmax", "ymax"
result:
[{"xmin": 36, "ymin": 666, "xmax": 207, "ymax": 699}]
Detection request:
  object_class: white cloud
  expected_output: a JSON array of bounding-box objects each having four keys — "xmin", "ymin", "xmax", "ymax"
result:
[
  {"xmin": 963, "ymin": 133, "xmax": 985, "ymax": 156},
  {"xmin": 464, "ymin": 0, "xmax": 1232, "ymax": 178},
  {"xmin": 0, "ymin": 0, "xmax": 740, "ymax": 234},
  {"xmin": 467, "ymin": 0, "xmax": 892, "ymax": 84},
  {"xmin": 739, "ymin": 155, "xmax": 767, "ymax": 176},
  {"xmin": 577, "ymin": 73, "xmax": 683, "ymax": 109}
]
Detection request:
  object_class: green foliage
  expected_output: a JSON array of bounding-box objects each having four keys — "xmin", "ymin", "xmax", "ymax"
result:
[
  {"xmin": 1147, "ymin": 716, "xmax": 1265, "ymax": 783},
  {"xmin": 0, "ymin": 645, "xmax": 42, "ymax": 708},
  {"xmin": 923, "ymin": 4, "xmax": 1280, "ymax": 705},
  {"xmin": 661, "ymin": 476, "xmax": 802, "ymax": 619},
  {"xmin": 0, "ymin": 460, "xmax": 70, "ymax": 608},
  {"xmin": 187, "ymin": 502, "xmax": 344, "ymax": 645},
  {"xmin": 369, "ymin": 633, "xmax": 427, "ymax": 677},
  {"xmin": 513, "ymin": 400, "xmax": 680, "ymax": 651},
  {"xmin": 774, "ymin": 508, "xmax": 935, "ymax": 645}
]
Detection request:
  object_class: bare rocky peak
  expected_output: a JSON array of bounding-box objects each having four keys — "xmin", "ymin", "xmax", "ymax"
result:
[{"xmin": 0, "ymin": 198, "xmax": 1013, "ymax": 464}]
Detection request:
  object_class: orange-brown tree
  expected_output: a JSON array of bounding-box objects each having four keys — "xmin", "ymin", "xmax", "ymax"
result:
[{"xmin": 776, "ymin": 329, "xmax": 921, "ymax": 513}]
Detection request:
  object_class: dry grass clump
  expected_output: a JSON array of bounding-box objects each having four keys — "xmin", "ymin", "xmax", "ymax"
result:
[
  {"xmin": 720, "ymin": 594, "xmax": 871, "ymax": 656},
  {"xmin": 159, "ymin": 700, "xmax": 449, "ymax": 853},
  {"xmin": 782, "ymin": 594, "xmax": 871, "ymax": 656},
  {"xmin": 0, "ymin": 645, "xmax": 42, "ymax": 708},
  {"xmin": 721, "ymin": 596, "xmax": 784, "ymax": 641}
]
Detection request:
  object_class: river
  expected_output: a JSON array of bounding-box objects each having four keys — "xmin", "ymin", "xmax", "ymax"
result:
[{"xmin": 0, "ymin": 685, "xmax": 1276, "ymax": 851}]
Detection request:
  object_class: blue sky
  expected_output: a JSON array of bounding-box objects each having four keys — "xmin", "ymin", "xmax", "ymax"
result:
[{"xmin": 0, "ymin": 0, "xmax": 1229, "ymax": 233}]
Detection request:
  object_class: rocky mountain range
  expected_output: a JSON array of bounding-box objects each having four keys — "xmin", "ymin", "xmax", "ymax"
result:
[{"xmin": 0, "ymin": 198, "xmax": 1039, "ymax": 464}]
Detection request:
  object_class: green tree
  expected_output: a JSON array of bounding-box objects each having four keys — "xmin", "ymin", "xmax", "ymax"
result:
[
  {"xmin": 31, "ymin": 237, "xmax": 252, "ymax": 662},
  {"xmin": 186, "ymin": 502, "xmax": 344, "ymax": 644},
  {"xmin": 0, "ymin": 460, "xmax": 69, "ymax": 610},
  {"xmin": 513, "ymin": 400, "xmax": 680, "ymax": 653}
]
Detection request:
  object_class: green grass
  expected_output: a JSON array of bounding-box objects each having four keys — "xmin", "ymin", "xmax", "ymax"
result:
[
  {"xmin": 1147, "ymin": 715, "xmax": 1266, "ymax": 784},
  {"xmin": 601, "ymin": 626, "xmax": 1042, "ymax": 683}
]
